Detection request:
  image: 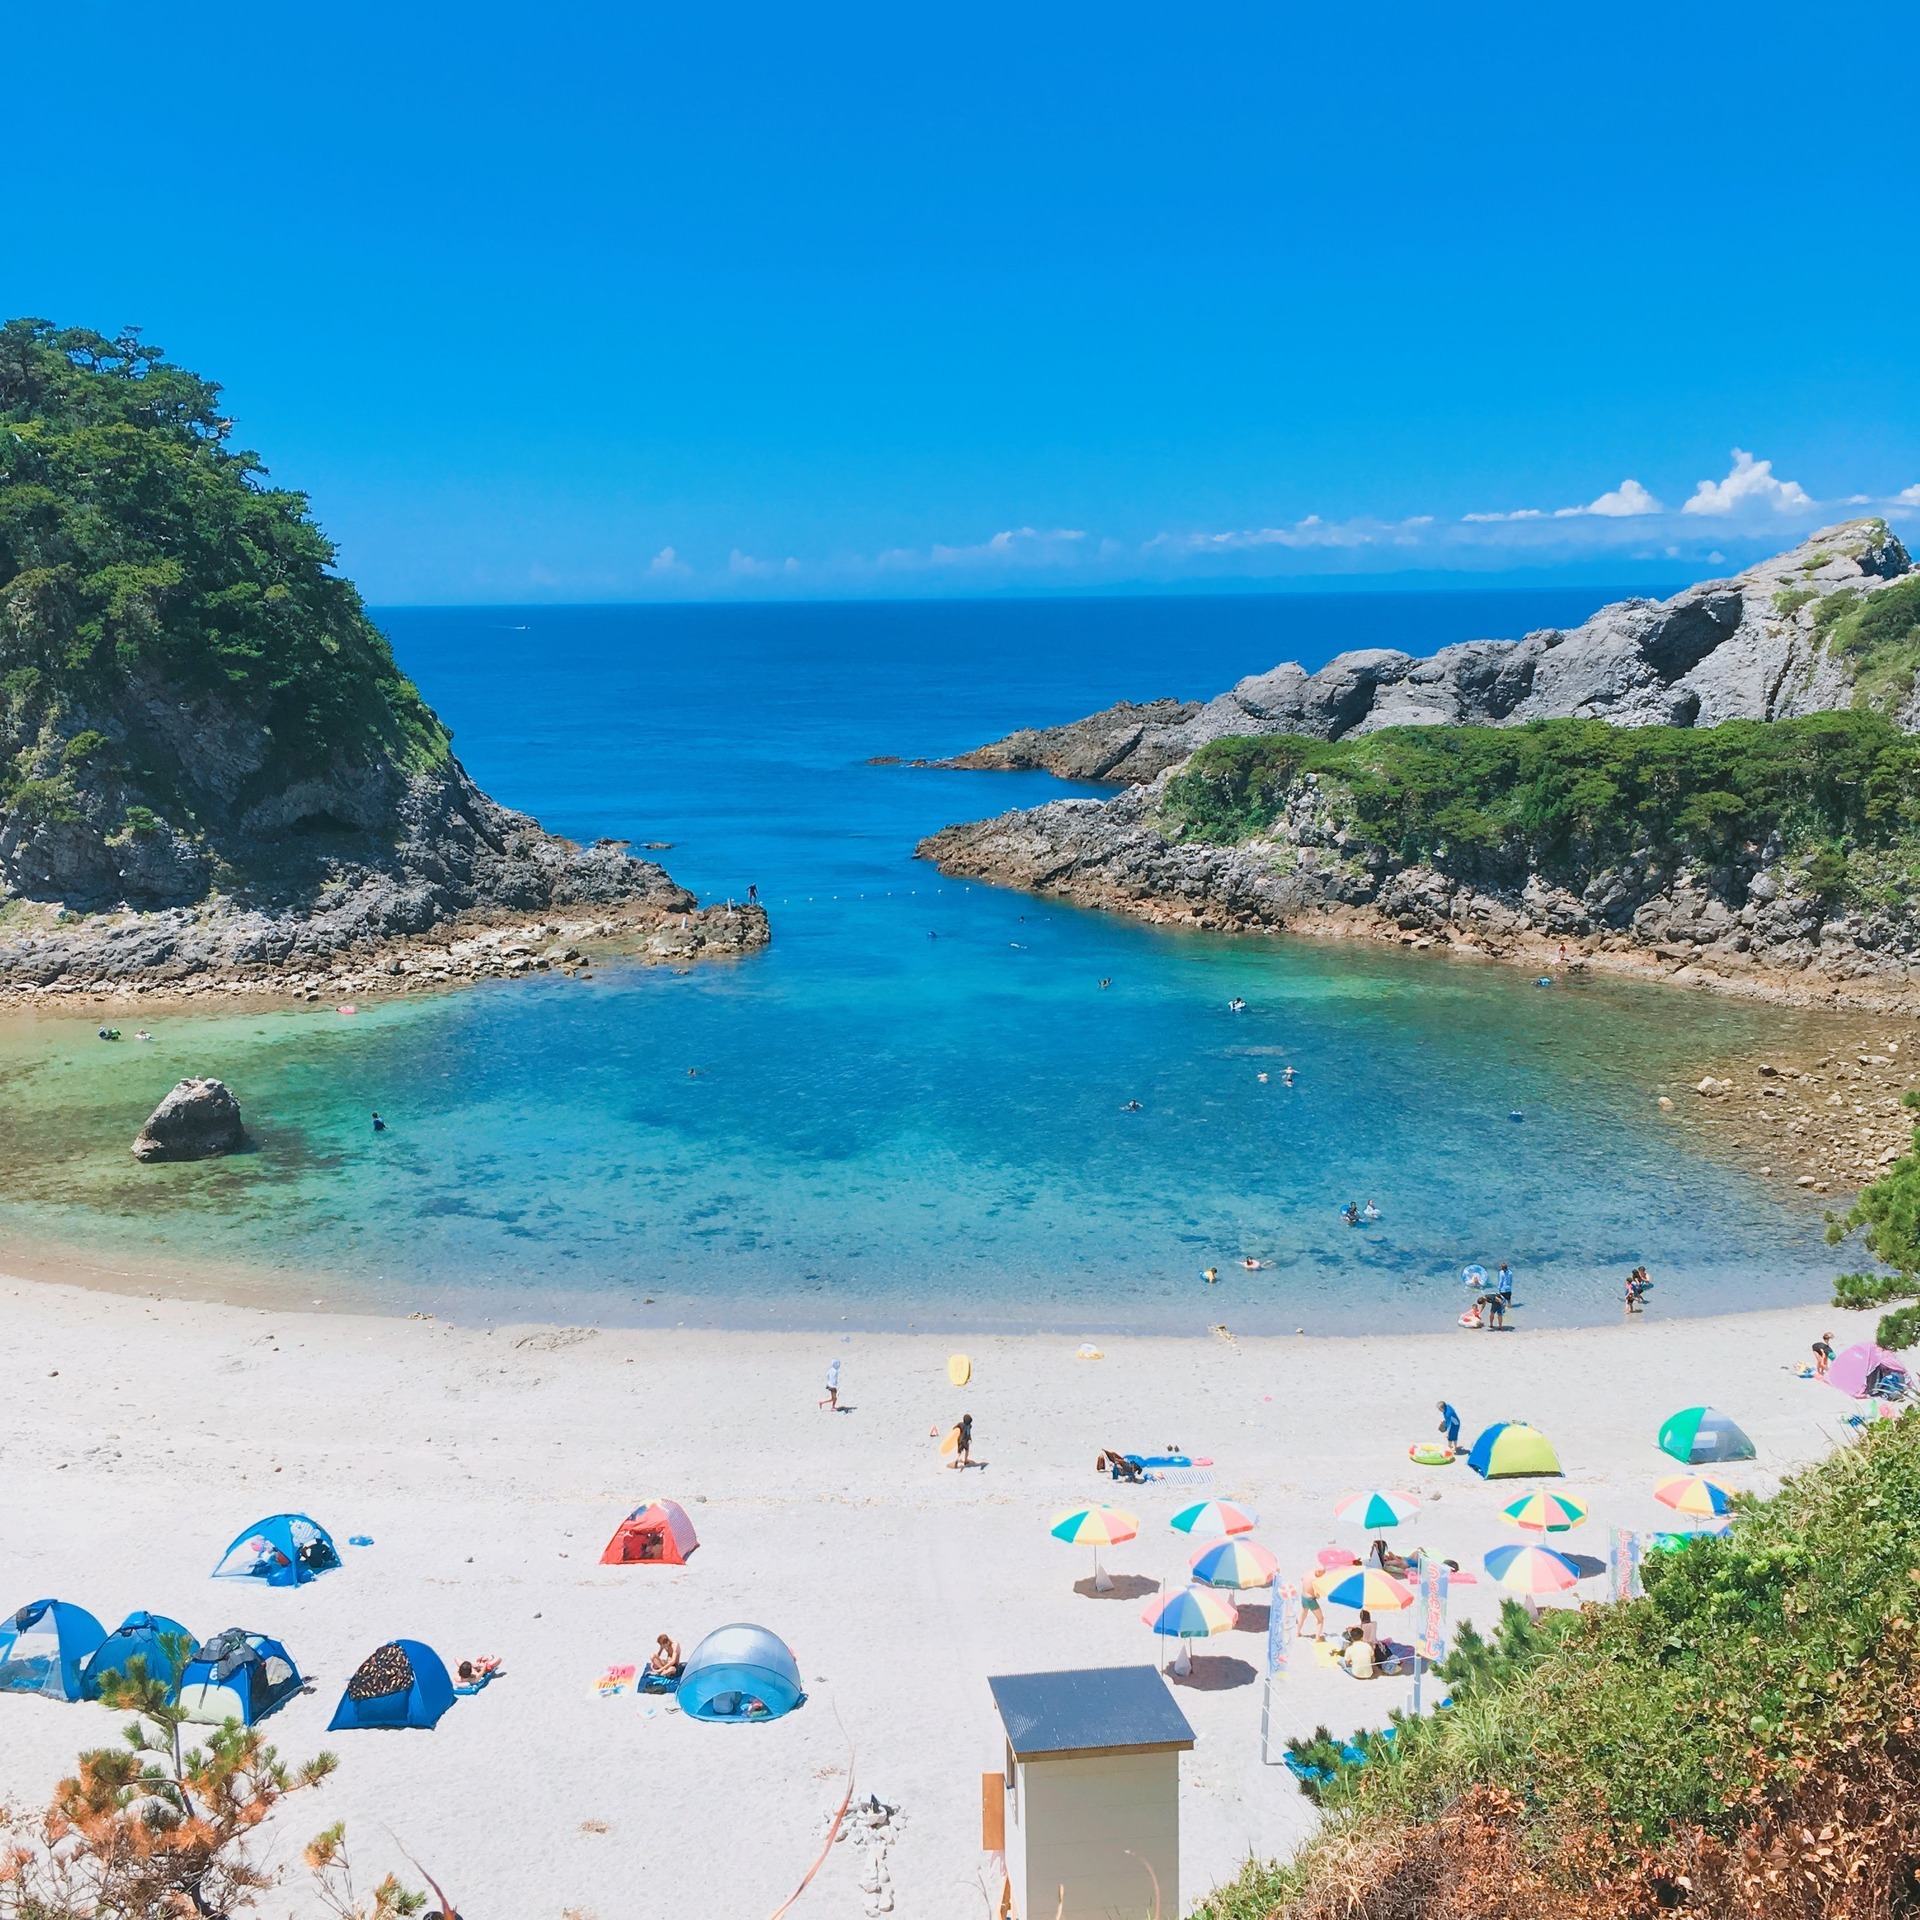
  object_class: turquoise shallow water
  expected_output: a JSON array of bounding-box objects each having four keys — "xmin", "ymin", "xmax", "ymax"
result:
[{"xmin": 0, "ymin": 588, "xmax": 1849, "ymax": 1333}]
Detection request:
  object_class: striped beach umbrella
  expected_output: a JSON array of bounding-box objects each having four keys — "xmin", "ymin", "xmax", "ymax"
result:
[
  {"xmin": 1051, "ymin": 1505, "xmax": 1139, "ymax": 1592},
  {"xmin": 1653, "ymin": 1475, "xmax": 1734, "ymax": 1518},
  {"xmin": 1483, "ymin": 1544, "xmax": 1581, "ymax": 1593},
  {"xmin": 1141, "ymin": 1585, "xmax": 1237, "ymax": 1672},
  {"xmin": 1188, "ymin": 1537, "xmax": 1279, "ymax": 1591},
  {"xmin": 1315, "ymin": 1567, "xmax": 1414, "ymax": 1611},
  {"xmin": 1334, "ymin": 1489, "xmax": 1420, "ymax": 1530},
  {"xmin": 1500, "ymin": 1493, "xmax": 1589, "ymax": 1534},
  {"xmin": 1168, "ymin": 1500, "xmax": 1257, "ymax": 1538}
]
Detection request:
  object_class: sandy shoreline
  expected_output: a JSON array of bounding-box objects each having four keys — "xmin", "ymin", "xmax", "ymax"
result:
[{"xmin": 0, "ymin": 1271, "xmax": 1886, "ymax": 1919}]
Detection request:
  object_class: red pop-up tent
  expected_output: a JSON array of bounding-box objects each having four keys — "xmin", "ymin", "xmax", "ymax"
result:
[{"xmin": 601, "ymin": 1499, "xmax": 700, "ymax": 1565}]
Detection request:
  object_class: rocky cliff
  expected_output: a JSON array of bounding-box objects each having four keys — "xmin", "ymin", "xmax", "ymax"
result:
[
  {"xmin": 0, "ymin": 320, "xmax": 766, "ymax": 994},
  {"xmin": 946, "ymin": 522, "xmax": 1917, "ymax": 781},
  {"xmin": 919, "ymin": 766, "xmax": 1920, "ymax": 1004},
  {"xmin": 920, "ymin": 526, "xmax": 1920, "ymax": 1008}
]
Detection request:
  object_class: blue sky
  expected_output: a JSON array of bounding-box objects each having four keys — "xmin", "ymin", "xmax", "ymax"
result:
[{"xmin": 8, "ymin": 3, "xmax": 1919, "ymax": 602}]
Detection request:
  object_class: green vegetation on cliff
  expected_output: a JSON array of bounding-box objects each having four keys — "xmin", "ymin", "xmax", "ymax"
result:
[
  {"xmin": 0, "ymin": 318, "xmax": 447, "ymax": 817},
  {"xmin": 1202, "ymin": 1415, "xmax": 1920, "ymax": 1919},
  {"xmin": 1161, "ymin": 711, "xmax": 1920, "ymax": 900}
]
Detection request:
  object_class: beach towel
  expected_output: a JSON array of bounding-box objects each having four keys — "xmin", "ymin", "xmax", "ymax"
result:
[{"xmin": 594, "ymin": 1665, "xmax": 636, "ymax": 1699}]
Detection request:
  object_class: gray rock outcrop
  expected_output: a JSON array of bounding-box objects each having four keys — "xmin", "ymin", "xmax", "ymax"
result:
[
  {"xmin": 917, "ymin": 769, "xmax": 1920, "ymax": 1002},
  {"xmin": 947, "ymin": 521, "xmax": 1913, "ymax": 783},
  {"xmin": 132, "ymin": 1078, "xmax": 247, "ymax": 1161}
]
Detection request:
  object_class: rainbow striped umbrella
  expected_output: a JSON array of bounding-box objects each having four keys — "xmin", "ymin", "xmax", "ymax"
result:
[
  {"xmin": 1188, "ymin": 1537, "xmax": 1279, "ymax": 1591},
  {"xmin": 1315, "ymin": 1567, "xmax": 1414, "ymax": 1611},
  {"xmin": 1500, "ymin": 1493, "xmax": 1589, "ymax": 1534},
  {"xmin": 1333, "ymin": 1490, "xmax": 1420, "ymax": 1530},
  {"xmin": 1168, "ymin": 1500, "xmax": 1257, "ymax": 1538},
  {"xmin": 1484, "ymin": 1544, "xmax": 1581, "ymax": 1593},
  {"xmin": 1141, "ymin": 1585, "xmax": 1237, "ymax": 1671},
  {"xmin": 1051, "ymin": 1504, "xmax": 1139, "ymax": 1592},
  {"xmin": 1653, "ymin": 1475, "xmax": 1734, "ymax": 1518}
]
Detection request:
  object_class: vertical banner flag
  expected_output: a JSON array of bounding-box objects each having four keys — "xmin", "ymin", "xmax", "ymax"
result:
[
  {"xmin": 1609, "ymin": 1528, "xmax": 1644, "ymax": 1602},
  {"xmin": 1418, "ymin": 1558, "xmax": 1449, "ymax": 1662},
  {"xmin": 1269, "ymin": 1580, "xmax": 1298, "ymax": 1675}
]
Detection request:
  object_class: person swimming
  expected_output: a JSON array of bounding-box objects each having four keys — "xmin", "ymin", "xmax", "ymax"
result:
[
  {"xmin": 1257, "ymin": 1071, "xmax": 1269, "ymax": 1083},
  {"xmin": 1240, "ymin": 1257, "xmax": 1264, "ymax": 1269},
  {"xmin": 1341, "ymin": 1201, "xmax": 1360, "ymax": 1227},
  {"xmin": 1202, "ymin": 1267, "xmax": 1220, "ymax": 1284},
  {"xmin": 1228, "ymin": 997, "xmax": 1245, "ymax": 1012},
  {"xmin": 1121, "ymin": 1098, "xmax": 1142, "ymax": 1112},
  {"xmin": 1362, "ymin": 1201, "xmax": 1380, "ymax": 1222},
  {"xmin": 1281, "ymin": 1066, "xmax": 1296, "ymax": 1085}
]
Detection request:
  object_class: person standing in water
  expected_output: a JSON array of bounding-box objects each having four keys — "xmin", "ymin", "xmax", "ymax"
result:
[{"xmin": 371, "ymin": 1112, "xmax": 387, "ymax": 1133}]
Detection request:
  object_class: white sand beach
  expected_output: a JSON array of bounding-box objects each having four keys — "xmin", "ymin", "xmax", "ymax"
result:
[{"xmin": 0, "ymin": 1276, "xmax": 1884, "ymax": 1919}]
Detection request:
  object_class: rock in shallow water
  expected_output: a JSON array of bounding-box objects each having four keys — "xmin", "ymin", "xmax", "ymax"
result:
[{"xmin": 132, "ymin": 1078, "xmax": 247, "ymax": 1162}]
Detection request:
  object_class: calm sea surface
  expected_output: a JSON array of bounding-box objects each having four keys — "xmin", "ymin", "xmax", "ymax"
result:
[{"xmin": 0, "ymin": 588, "xmax": 1854, "ymax": 1333}]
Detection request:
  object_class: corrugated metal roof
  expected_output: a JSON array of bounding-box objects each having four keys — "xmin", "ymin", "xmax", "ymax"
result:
[{"xmin": 987, "ymin": 1665, "xmax": 1195, "ymax": 1758}]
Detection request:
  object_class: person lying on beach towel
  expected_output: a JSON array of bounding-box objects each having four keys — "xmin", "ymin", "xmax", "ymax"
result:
[
  {"xmin": 454, "ymin": 1656, "xmax": 501, "ymax": 1695},
  {"xmin": 1095, "ymin": 1449, "xmax": 1148, "ymax": 1482}
]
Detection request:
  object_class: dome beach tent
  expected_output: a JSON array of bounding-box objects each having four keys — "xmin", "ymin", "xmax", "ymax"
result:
[
  {"xmin": 1658, "ymin": 1406, "xmax": 1755, "ymax": 1465},
  {"xmin": 0, "ymin": 1599, "xmax": 107, "ymax": 1701},
  {"xmin": 678, "ymin": 1624, "xmax": 805, "ymax": 1722},
  {"xmin": 212, "ymin": 1514, "xmax": 341, "ymax": 1587},
  {"xmin": 1466, "ymin": 1422, "xmax": 1562, "ymax": 1479},
  {"xmin": 1828, "ymin": 1343, "xmax": 1910, "ymax": 1400},
  {"xmin": 178, "ymin": 1630, "xmax": 303, "ymax": 1727},
  {"xmin": 327, "ymin": 1640, "xmax": 456, "ymax": 1731},
  {"xmin": 600, "ymin": 1499, "xmax": 699, "ymax": 1566},
  {"xmin": 81, "ymin": 1612, "xmax": 195, "ymax": 1702}
]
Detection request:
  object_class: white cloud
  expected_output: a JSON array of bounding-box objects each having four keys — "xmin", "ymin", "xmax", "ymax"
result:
[
  {"xmin": 1896, "ymin": 484, "xmax": 1920, "ymax": 506},
  {"xmin": 1681, "ymin": 449, "xmax": 1815, "ymax": 517},
  {"xmin": 729, "ymin": 549, "xmax": 770, "ymax": 576},
  {"xmin": 917, "ymin": 527, "xmax": 1087, "ymax": 569},
  {"xmin": 1466, "ymin": 477, "xmax": 1661, "ymax": 523},
  {"xmin": 1581, "ymin": 477, "xmax": 1663, "ymax": 518},
  {"xmin": 647, "ymin": 545, "xmax": 690, "ymax": 577}
]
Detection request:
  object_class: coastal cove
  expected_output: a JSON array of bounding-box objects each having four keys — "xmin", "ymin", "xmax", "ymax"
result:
[{"xmin": 0, "ymin": 591, "xmax": 1871, "ymax": 1337}]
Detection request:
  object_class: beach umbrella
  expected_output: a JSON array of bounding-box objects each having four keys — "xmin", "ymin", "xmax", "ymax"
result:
[
  {"xmin": 1334, "ymin": 1490, "xmax": 1420, "ymax": 1530},
  {"xmin": 1315, "ymin": 1568, "xmax": 1414, "ymax": 1611},
  {"xmin": 1188, "ymin": 1537, "xmax": 1278, "ymax": 1591},
  {"xmin": 1051, "ymin": 1505, "xmax": 1139, "ymax": 1592},
  {"xmin": 1141, "ymin": 1585, "xmax": 1237, "ymax": 1673},
  {"xmin": 1500, "ymin": 1493, "xmax": 1589, "ymax": 1534},
  {"xmin": 1653, "ymin": 1475, "xmax": 1734, "ymax": 1518},
  {"xmin": 1483, "ymin": 1544, "xmax": 1580, "ymax": 1593},
  {"xmin": 1168, "ymin": 1500, "xmax": 1257, "ymax": 1538}
]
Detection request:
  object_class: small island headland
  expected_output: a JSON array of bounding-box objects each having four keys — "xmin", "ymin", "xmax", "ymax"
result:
[
  {"xmin": 920, "ymin": 521, "xmax": 1920, "ymax": 1014},
  {"xmin": 0, "ymin": 321, "xmax": 766, "ymax": 1003}
]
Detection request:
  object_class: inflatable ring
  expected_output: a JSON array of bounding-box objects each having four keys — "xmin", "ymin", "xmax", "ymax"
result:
[{"xmin": 1408, "ymin": 1442, "xmax": 1456, "ymax": 1466}]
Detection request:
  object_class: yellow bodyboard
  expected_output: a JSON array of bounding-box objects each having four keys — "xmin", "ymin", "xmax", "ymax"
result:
[{"xmin": 947, "ymin": 1353, "xmax": 972, "ymax": 1386}]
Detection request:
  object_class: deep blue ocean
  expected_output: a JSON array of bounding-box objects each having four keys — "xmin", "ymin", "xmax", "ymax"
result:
[{"xmin": 0, "ymin": 587, "xmax": 1854, "ymax": 1333}]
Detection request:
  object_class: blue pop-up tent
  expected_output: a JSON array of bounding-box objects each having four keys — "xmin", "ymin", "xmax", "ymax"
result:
[
  {"xmin": 678, "ymin": 1623, "xmax": 805, "ymax": 1723},
  {"xmin": 0, "ymin": 1599, "xmax": 107, "ymax": 1701},
  {"xmin": 327, "ymin": 1640, "xmax": 455, "ymax": 1731},
  {"xmin": 179, "ymin": 1629, "xmax": 303, "ymax": 1726},
  {"xmin": 81, "ymin": 1612, "xmax": 195, "ymax": 1702},
  {"xmin": 212, "ymin": 1514, "xmax": 341, "ymax": 1588}
]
